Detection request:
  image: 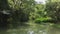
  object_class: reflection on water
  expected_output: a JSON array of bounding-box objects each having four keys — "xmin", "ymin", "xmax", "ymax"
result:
[
  {"xmin": 27, "ymin": 30, "xmax": 47, "ymax": 34},
  {"xmin": 27, "ymin": 30, "xmax": 34, "ymax": 34},
  {"xmin": 0, "ymin": 23, "xmax": 60, "ymax": 34}
]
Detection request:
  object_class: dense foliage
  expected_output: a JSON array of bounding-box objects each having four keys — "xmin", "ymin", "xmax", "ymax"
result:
[
  {"xmin": 0, "ymin": 0, "xmax": 60, "ymax": 28},
  {"xmin": 0, "ymin": 0, "xmax": 36, "ymax": 27},
  {"xmin": 45, "ymin": 0, "xmax": 60, "ymax": 23}
]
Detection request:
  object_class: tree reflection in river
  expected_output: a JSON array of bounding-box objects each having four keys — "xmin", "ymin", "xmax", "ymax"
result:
[{"xmin": 0, "ymin": 23, "xmax": 60, "ymax": 34}]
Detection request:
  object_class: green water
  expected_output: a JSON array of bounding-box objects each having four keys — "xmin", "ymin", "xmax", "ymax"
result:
[{"xmin": 0, "ymin": 23, "xmax": 60, "ymax": 34}]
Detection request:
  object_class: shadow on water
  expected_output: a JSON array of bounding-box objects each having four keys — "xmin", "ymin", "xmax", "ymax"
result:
[
  {"xmin": 48, "ymin": 24, "xmax": 60, "ymax": 34},
  {"xmin": 8, "ymin": 22, "xmax": 30, "ymax": 29},
  {"xmin": 0, "ymin": 25, "xmax": 9, "ymax": 34},
  {"xmin": 0, "ymin": 22, "xmax": 30, "ymax": 34},
  {"xmin": 0, "ymin": 22, "xmax": 60, "ymax": 34}
]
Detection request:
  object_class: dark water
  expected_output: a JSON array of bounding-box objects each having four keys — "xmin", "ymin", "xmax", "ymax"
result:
[{"xmin": 0, "ymin": 23, "xmax": 60, "ymax": 34}]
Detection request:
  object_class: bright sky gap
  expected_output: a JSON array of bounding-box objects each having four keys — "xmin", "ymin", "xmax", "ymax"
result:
[{"xmin": 35, "ymin": 0, "xmax": 46, "ymax": 4}]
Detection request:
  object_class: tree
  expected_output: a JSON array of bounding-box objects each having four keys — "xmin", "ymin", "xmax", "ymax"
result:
[
  {"xmin": 0, "ymin": 0, "xmax": 36, "ymax": 27},
  {"xmin": 0, "ymin": 0, "xmax": 10, "ymax": 10},
  {"xmin": 8, "ymin": 0, "xmax": 36, "ymax": 23},
  {"xmin": 45, "ymin": 0, "xmax": 60, "ymax": 23},
  {"xmin": 0, "ymin": 0, "xmax": 10, "ymax": 27}
]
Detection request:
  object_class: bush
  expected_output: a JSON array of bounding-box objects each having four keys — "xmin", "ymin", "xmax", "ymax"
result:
[{"xmin": 35, "ymin": 17, "xmax": 51, "ymax": 23}]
